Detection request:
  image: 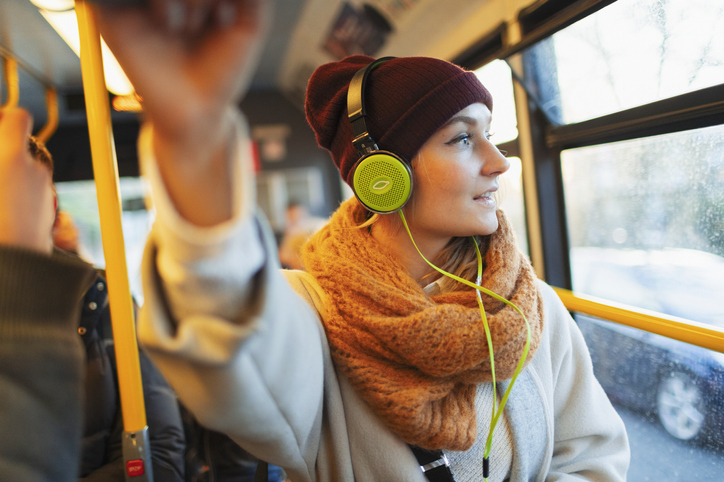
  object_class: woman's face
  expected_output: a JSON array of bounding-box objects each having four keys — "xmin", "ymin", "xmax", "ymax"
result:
[{"xmin": 403, "ymin": 103, "xmax": 509, "ymax": 241}]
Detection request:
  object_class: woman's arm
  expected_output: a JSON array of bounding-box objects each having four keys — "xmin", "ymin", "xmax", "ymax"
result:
[
  {"xmin": 97, "ymin": 3, "xmax": 326, "ymax": 480},
  {"xmin": 96, "ymin": 0, "xmax": 271, "ymax": 228},
  {"xmin": 137, "ymin": 198, "xmax": 326, "ymax": 480}
]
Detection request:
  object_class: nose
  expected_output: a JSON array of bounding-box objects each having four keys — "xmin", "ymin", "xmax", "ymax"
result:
[{"xmin": 480, "ymin": 139, "xmax": 510, "ymax": 177}]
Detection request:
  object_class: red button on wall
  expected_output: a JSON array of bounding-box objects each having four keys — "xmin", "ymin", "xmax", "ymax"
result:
[{"xmin": 126, "ymin": 459, "xmax": 145, "ymax": 477}]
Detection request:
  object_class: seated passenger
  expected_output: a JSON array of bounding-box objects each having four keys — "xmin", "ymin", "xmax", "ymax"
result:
[
  {"xmin": 96, "ymin": 2, "xmax": 630, "ymax": 481},
  {"xmin": 52, "ymin": 209, "xmax": 93, "ymax": 262},
  {"xmin": 278, "ymin": 201, "xmax": 325, "ymax": 270},
  {"xmin": 29, "ymin": 137, "xmax": 186, "ymax": 482}
]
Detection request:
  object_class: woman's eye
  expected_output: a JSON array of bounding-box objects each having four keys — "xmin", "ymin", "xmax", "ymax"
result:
[
  {"xmin": 448, "ymin": 134, "xmax": 472, "ymax": 146},
  {"xmin": 485, "ymin": 131, "xmax": 495, "ymax": 141}
]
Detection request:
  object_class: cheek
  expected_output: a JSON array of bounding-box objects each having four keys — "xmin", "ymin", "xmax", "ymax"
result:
[{"xmin": 416, "ymin": 169, "xmax": 470, "ymax": 210}]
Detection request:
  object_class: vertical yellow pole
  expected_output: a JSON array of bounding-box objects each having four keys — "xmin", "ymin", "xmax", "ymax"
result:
[
  {"xmin": 37, "ymin": 87, "xmax": 59, "ymax": 143},
  {"xmin": 76, "ymin": 5, "xmax": 154, "ymax": 478},
  {"xmin": 2, "ymin": 56, "xmax": 19, "ymax": 108},
  {"xmin": 74, "ymin": 1, "xmax": 147, "ymax": 432}
]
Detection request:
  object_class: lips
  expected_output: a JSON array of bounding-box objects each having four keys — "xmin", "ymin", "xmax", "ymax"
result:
[
  {"xmin": 474, "ymin": 187, "xmax": 497, "ymax": 200},
  {"xmin": 473, "ymin": 189, "xmax": 497, "ymax": 208}
]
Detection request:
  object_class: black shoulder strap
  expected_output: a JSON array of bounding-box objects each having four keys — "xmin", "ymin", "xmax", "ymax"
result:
[
  {"xmin": 251, "ymin": 447, "xmax": 454, "ymax": 481},
  {"xmin": 408, "ymin": 445, "xmax": 456, "ymax": 482},
  {"xmin": 253, "ymin": 461, "xmax": 268, "ymax": 482}
]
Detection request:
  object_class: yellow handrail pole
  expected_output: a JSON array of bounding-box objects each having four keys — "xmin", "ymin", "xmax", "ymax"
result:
[
  {"xmin": 36, "ymin": 87, "xmax": 59, "ymax": 143},
  {"xmin": 2, "ymin": 56, "xmax": 19, "ymax": 108},
  {"xmin": 553, "ymin": 287, "xmax": 724, "ymax": 354},
  {"xmin": 74, "ymin": 1, "xmax": 147, "ymax": 432}
]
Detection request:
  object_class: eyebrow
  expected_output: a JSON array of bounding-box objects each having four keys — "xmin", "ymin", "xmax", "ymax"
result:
[{"xmin": 440, "ymin": 115, "xmax": 486, "ymax": 129}]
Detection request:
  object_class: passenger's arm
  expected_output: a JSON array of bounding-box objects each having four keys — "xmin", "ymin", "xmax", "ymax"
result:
[
  {"xmin": 0, "ymin": 106, "xmax": 97, "ymax": 481},
  {"xmin": 0, "ymin": 248, "xmax": 96, "ymax": 482},
  {"xmin": 542, "ymin": 284, "xmax": 630, "ymax": 481}
]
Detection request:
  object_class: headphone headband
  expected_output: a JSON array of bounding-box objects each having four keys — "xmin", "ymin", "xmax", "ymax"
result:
[
  {"xmin": 347, "ymin": 57, "xmax": 395, "ymax": 156},
  {"xmin": 347, "ymin": 56, "xmax": 411, "ymax": 214}
]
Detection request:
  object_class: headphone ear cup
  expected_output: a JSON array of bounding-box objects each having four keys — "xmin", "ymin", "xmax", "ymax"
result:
[{"xmin": 352, "ymin": 151, "xmax": 412, "ymax": 214}]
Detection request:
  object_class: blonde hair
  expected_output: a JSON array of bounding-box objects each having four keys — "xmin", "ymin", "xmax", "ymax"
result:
[{"xmin": 360, "ymin": 207, "xmax": 487, "ymax": 294}]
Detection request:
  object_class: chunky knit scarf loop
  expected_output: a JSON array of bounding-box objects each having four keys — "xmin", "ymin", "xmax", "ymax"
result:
[{"xmin": 301, "ymin": 198, "xmax": 544, "ymax": 451}]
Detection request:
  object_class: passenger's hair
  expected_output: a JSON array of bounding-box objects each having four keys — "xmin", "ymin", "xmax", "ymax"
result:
[
  {"xmin": 28, "ymin": 136, "xmax": 53, "ymax": 172},
  {"xmin": 427, "ymin": 235, "xmax": 490, "ymax": 293},
  {"xmin": 360, "ymin": 208, "xmax": 487, "ymax": 294}
]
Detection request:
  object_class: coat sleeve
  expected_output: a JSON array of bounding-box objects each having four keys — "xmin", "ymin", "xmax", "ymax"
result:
[
  {"xmin": 0, "ymin": 247, "xmax": 95, "ymax": 482},
  {"xmin": 539, "ymin": 282, "xmax": 630, "ymax": 481},
  {"xmin": 136, "ymin": 113, "xmax": 326, "ymax": 482}
]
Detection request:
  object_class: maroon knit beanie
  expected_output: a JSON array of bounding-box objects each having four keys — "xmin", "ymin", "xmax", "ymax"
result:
[{"xmin": 305, "ymin": 55, "xmax": 493, "ymax": 187}]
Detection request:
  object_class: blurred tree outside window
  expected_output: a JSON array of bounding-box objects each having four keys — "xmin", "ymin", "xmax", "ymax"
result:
[{"xmin": 547, "ymin": 0, "xmax": 724, "ymax": 124}]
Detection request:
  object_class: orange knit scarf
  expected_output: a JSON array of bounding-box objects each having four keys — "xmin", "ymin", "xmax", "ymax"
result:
[{"xmin": 301, "ymin": 198, "xmax": 544, "ymax": 451}]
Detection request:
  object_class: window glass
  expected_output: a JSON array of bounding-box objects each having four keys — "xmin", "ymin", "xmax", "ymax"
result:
[
  {"xmin": 55, "ymin": 177, "xmax": 152, "ymax": 304},
  {"xmin": 498, "ymin": 157, "xmax": 528, "ymax": 256},
  {"xmin": 577, "ymin": 314, "xmax": 724, "ymax": 478},
  {"xmin": 527, "ymin": 0, "xmax": 724, "ymax": 124},
  {"xmin": 474, "ymin": 60, "xmax": 528, "ymax": 255},
  {"xmin": 563, "ymin": 123, "xmax": 724, "ymax": 327},
  {"xmin": 475, "ymin": 59, "xmax": 518, "ymax": 144}
]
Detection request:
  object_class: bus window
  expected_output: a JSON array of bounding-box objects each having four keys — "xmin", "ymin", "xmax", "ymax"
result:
[
  {"xmin": 563, "ymin": 124, "xmax": 724, "ymax": 327},
  {"xmin": 55, "ymin": 177, "xmax": 152, "ymax": 305},
  {"xmin": 514, "ymin": 0, "xmax": 724, "ymax": 476},
  {"xmin": 533, "ymin": 0, "xmax": 724, "ymax": 124}
]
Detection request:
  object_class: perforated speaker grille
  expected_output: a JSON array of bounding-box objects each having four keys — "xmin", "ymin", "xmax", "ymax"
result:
[{"xmin": 353, "ymin": 153, "xmax": 411, "ymax": 213}]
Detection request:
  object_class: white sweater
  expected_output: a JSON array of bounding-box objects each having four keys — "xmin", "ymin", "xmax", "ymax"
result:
[{"xmin": 137, "ymin": 114, "xmax": 630, "ymax": 482}]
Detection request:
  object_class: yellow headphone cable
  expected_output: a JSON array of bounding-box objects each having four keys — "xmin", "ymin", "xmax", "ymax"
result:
[{"xmin": 399, "ymin": 210, "xmax": 532, "ymax": 481}]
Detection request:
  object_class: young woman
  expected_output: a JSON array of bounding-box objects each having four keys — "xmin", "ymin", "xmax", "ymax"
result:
[{"xmin": 97, "ymin": 2, "xmax": 629, "ymax": 481}]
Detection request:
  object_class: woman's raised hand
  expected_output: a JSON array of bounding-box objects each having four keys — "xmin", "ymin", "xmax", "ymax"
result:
[{"xmin": 95, "ymin": 0, "xmax": 272, "ymax": 226}]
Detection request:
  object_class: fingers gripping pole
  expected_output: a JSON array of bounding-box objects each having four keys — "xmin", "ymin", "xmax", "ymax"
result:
[{"xmin": 75, "ymin": 2, "xmax": 153, "ymax": 481}]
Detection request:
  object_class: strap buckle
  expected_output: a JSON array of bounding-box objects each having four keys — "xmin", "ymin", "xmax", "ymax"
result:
[{"xmin": 420, "ymin": 453, "xmax": 450, "ymax": 473}]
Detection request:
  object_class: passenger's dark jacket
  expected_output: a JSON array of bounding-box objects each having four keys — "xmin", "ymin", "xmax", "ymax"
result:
[
  {"xmin": 180, "ymin": 404, "xmax": 285, "ymax": 482},
  {"xmin": 0, "ymin": 247, "xmax": 95, "ymax": 482},
  {"xmin": 77, "ymin": 268, "xmax": 185, "ymax": 482}
]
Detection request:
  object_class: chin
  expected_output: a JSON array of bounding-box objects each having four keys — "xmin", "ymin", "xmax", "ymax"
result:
[{"xmin": 475, "ymin": 215, "xmax": 499, "ymax": 236}]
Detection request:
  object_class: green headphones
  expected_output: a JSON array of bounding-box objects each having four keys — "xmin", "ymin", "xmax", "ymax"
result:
[{"xmin": 347, "ymin": 57, "xmax": 413, "ymax": 214}]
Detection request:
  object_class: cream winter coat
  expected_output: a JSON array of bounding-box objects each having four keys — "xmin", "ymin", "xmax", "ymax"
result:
[{"xmin": 136, "ymin": 119, "xmax": 629, "ymax": 482}]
